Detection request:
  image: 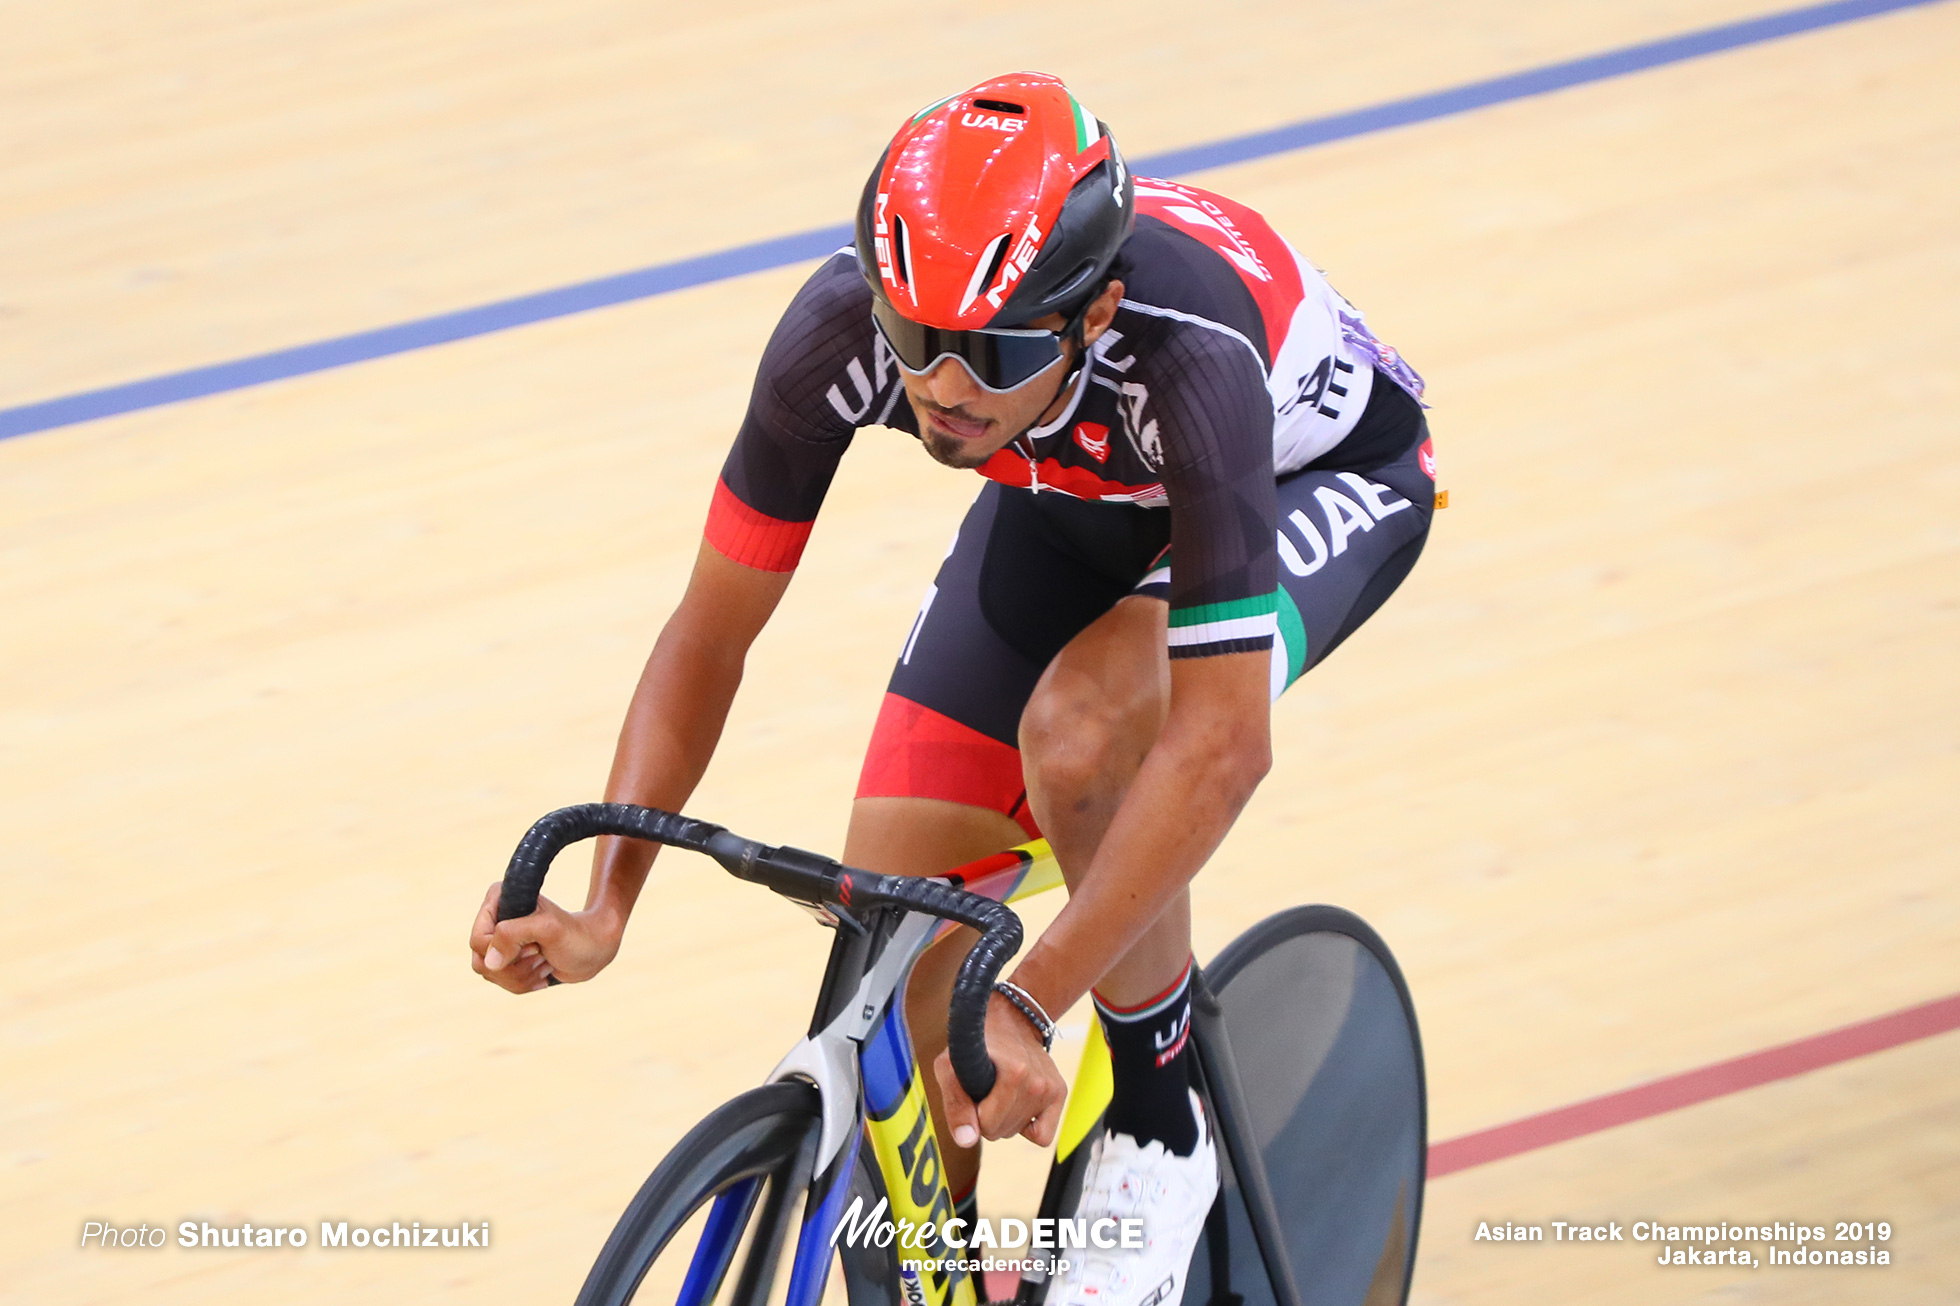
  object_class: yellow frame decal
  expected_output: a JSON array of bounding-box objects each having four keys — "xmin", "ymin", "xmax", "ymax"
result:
[{"xmin": 862, "ymin": 1058, "xmax": 978, "ymax": 1306}]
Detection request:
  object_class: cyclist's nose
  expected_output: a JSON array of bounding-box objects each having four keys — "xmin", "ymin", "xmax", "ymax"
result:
[{"xmin": 923, "ymin": 356, "xmax": 983, "ymax": 408}]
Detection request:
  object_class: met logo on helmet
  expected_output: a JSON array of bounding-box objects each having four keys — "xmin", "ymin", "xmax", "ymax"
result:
[
  {"xmin": 960, "ymin": 111, "xmax": 1026, "ymax": 132},
  {"xmin": 983, "ymin": 215, "xmax": 1047, "ymax": 311},
  {"xmin": 871, "ymin": 192, "xmax": 898, "ymax": 288}
]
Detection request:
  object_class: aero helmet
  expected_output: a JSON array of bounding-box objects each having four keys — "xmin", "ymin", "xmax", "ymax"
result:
[{"xmin": 855, "ymin": 72, "xmax": 1135, "ymax": 333}]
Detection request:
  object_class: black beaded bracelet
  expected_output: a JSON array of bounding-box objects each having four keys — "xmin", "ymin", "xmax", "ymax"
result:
[{"xmin": 993, "ymin": 980, "xmax": 1057, "ymax": 1051}]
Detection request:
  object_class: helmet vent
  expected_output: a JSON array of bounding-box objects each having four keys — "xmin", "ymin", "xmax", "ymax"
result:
[
  {"xmin": 972, "ymin": 98, "xmax": 1026, "ymax": 114},
  {"xmin": 978, "ymin": 236, "xmax": 1013, "ymax": 295},
  {"xmin": 891, "ymin": 213, "xmax": 913, "ymax": 287},
  {"xmin": 958, "ymin": 232, "xmax": 1014, "ymax": 316},
  {"xmin": 1050, "ymin": 260, "xmax": 1098, "ymax": 305}
]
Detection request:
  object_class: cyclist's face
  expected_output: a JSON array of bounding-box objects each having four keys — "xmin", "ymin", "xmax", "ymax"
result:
[{"xmin": 901, "ymin": 281, "xmax": 1123, "ymax": 471}]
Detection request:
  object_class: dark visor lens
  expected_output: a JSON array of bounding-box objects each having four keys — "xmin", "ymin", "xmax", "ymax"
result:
[{"xmin": 871, "ymin": 299, "xmax": 1066, "ymax": 392}]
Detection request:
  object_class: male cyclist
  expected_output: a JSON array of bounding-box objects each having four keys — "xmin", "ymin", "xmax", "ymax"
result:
[{"xmin": 471, "ymin": 72, "xmax": 1434, "ymax": 1306}]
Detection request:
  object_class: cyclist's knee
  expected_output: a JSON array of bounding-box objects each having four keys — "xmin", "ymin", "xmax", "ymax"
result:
[
  {"xmin": 1019, "ymin": 596, "xmax": 1167, "ymax": 807},
  {"xmin": 1019, "ymin": 680, "xmax": 1159, "ymax": 817}
]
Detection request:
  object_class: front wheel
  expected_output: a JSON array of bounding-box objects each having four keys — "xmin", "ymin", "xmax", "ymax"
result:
[{"xmin": 577, "ymin": 1081, "xmax": 894, "ymax": 1306}]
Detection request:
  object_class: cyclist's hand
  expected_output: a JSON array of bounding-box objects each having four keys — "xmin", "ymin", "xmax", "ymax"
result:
[
  {"xmin": 469, "ymin": 881, "xmax": 621, "ymax": 993},
  {"xmin": 932, "ymin": 994, "xmax": 1067, "ymax": 1149}
]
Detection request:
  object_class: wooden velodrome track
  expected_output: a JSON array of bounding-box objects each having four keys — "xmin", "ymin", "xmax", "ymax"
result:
[{"xmin": 4, "ymin": 0, "xmax": 1955, "ymax": 1301}]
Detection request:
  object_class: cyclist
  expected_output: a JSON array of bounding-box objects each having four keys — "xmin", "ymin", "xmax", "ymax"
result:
[{"xmin": 471, "ymin": 71, "xmax": 1434, "ymax": 1306}]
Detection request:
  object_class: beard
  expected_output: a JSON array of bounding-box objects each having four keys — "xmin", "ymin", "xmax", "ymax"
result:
[
  {"xmin": 907, "ymin": 361, "xmax": 1076, "ymax": 470},
  {"xmin": 920, "ymin": 425, "xmax": 995, "ymax": 469},
  {"xmin": 911, "ymin": 396, "xmax": 1007, "ymax": 470}
]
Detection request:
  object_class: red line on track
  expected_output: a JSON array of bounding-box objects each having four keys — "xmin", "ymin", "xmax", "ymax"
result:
[
  {"xmin": 1428, "ymin": 991, "xmax": 1960, "ymax": 1178},
  {"xmin": 984, "ymin": 996, "xmax": 1955, "ymax": 1298}
]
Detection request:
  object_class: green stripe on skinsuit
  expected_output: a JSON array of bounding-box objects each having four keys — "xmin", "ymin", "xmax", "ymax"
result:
[
  {"xmin": 1276, "ymin": 587, "xmax": 1309, "ymax": 687},
  {"xmin": 1168, "ymin": 591, "xmax": 1279, "ymax": 629}
]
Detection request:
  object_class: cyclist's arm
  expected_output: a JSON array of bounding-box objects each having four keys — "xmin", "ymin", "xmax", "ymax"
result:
[
  {"xmin": 587, "ymin": 257, "xmax": 879, "ymax": 927},
  {"xmin": 471, "ymin": 542, "xmax": 790, "ymax": 992},
  {"xmin": 933, "ymin": 651, "xmax": 1269, "ymax": 1146},
  {"xmin": 588, "ymin": 540, "xmax": 794, "ymax": 931},
  {"xmin": 475, "ymin": 255, "xmax": 878, "ymax": 992},
  {"xmin": 1006, "ymin": 649, "xmax": 1270, "ymax": 1014},
  {"xmin": 996, "ymin": 318, "xmax": 1281, "ymax": 1037}
]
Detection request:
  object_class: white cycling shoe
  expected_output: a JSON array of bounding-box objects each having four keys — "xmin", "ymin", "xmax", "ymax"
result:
[{"xmin": 1049, "ymin": 1090, "xmax": 1219, "ymax": 1306}]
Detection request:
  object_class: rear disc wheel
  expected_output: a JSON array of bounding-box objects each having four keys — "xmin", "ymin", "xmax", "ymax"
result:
[{"xmin": 1184, "ymin": 906, "xmax": 1427, "ymax": 1306}]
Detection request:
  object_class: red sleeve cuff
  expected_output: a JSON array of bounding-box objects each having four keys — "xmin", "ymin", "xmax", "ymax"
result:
[{"xmin": 703, "ymin": 478, "xmax": 815, "ymax": 573}]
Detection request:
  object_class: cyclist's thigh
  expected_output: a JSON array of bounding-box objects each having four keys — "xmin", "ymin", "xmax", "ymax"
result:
[
  {"xmin": 856, "ymin": 481, "xmax": 1168, "ymax": 839},
  {"xmin": 1267, "ymin": 426, "xmax": 1437, "ymax": 695},
  {"xmin": 1018, "ymin": 593, "xmax": 1169, "ymax": 764},
  {"xmin": 842, "ymin": 797, "xmax": 1024, "ymax": 880}
]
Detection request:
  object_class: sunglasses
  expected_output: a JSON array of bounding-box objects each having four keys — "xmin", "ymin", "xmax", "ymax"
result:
[{"xmin": 871, "ymin": 298, "xmax": 1088, "ymax": 394}]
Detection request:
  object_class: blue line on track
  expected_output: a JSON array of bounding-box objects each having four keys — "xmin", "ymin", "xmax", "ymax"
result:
[{"xmin": 0, "ymin": 0, "xmax": 1941, "ymax": 442}]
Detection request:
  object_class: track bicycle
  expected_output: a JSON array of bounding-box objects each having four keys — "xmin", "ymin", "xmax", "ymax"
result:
[{"xmin": 494, "ymin": 803, "xmax": 1426, "ymax": 1306}]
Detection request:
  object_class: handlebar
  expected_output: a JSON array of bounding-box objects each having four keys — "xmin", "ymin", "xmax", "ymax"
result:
[{"xmin": 494, "ymin": 802, "xmax": 1021, "ymax": 1102}]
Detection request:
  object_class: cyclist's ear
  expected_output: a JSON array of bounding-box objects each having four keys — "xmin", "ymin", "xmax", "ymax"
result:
[{"xmin": 1079, "ymin": 278, "xmax": 1124, "ymax": 349}]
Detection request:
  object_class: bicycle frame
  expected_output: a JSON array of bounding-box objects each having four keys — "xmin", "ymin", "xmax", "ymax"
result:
[
  {"xmin": 497, "ymin": 805, "xmax": 1317, "ymax": 1306},
  {"xmin": 678, "ymin": 837, "xmax": 1309, "ymax": 1306},
  {"xmin": 676, "ymin": 841, "xmax": 1072, "ymax": 1306}
]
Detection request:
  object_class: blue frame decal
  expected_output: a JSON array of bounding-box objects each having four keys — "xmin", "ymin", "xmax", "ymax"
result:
[
  {"xmin": 677, "ymin": 1177, "xmax": 762, "ymax": 1306},
  {"xmin": 783, "ymin": 1139, "xmax": 863, "ymax": 1306}
]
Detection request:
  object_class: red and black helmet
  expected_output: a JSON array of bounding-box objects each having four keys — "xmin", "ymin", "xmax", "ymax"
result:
[{"xmin": 855, "ymin": 72, "xmax": 1135, "ymax": 332}]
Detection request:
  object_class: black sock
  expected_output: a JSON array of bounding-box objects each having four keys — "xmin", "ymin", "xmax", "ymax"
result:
[{"xmin": 1093, "ymin": 959, "xmax": 1198, "ymax": 1156}]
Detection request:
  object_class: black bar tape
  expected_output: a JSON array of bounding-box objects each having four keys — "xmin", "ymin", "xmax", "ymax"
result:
[
  {"xmin": 495, "ymin": 803, "xmax": 741, "ymax": 922},
  {"xmin": 848, "ymin": 875, "xmax": 1024, "ymax": 1104},
  {"xmin": 494, "ymin": 804, "xmax": 1024, "ymax": 1104}
]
